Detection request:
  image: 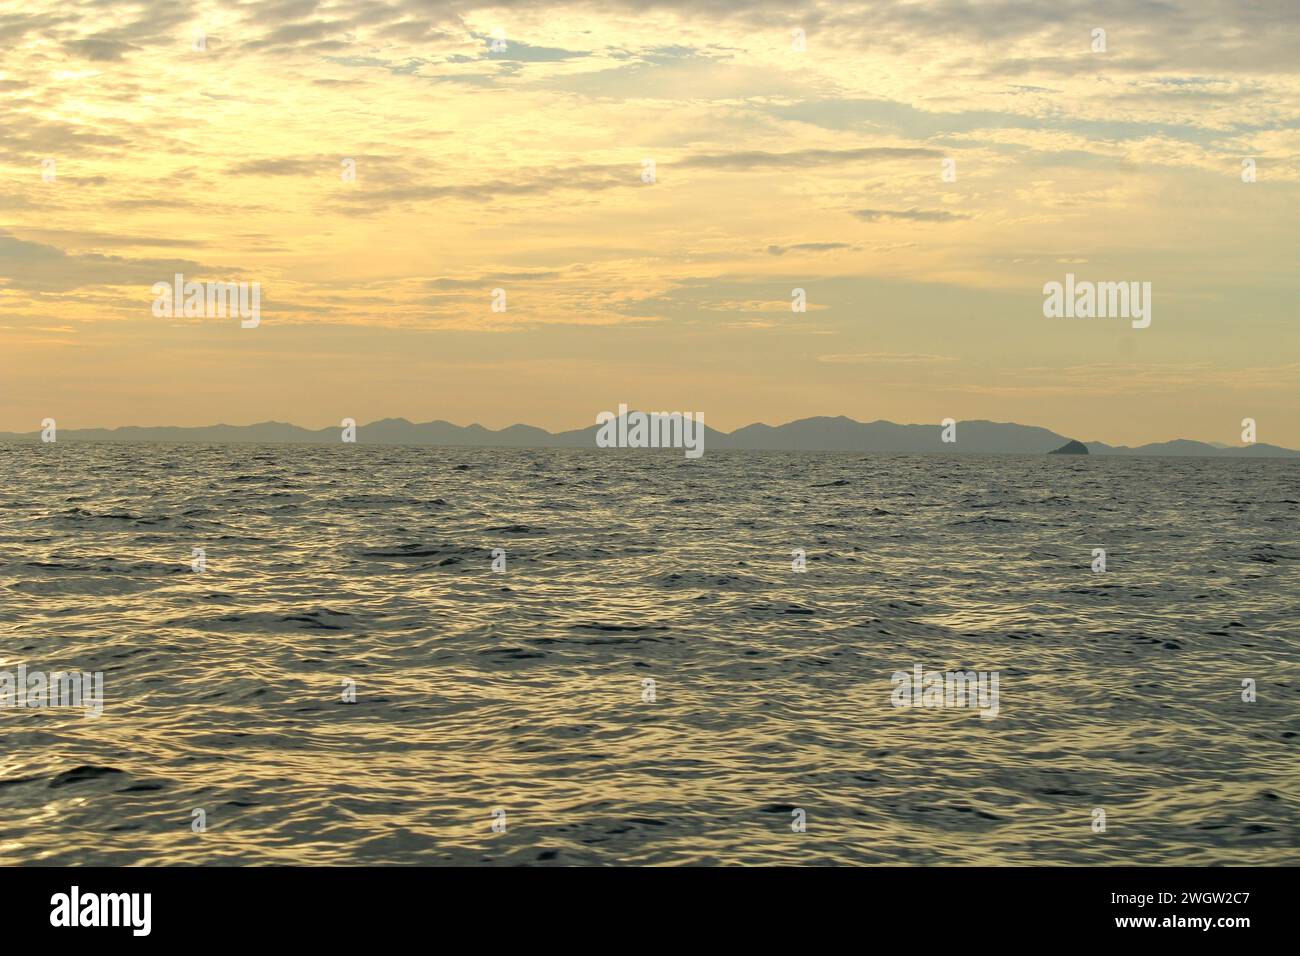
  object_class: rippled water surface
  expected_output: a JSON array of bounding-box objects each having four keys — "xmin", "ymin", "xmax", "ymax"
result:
[{"xmin": 1, "ymin": 443, "xmax": 1297, "ymax": 865}]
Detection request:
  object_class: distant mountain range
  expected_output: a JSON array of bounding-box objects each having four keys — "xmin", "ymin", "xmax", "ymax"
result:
[{"xmin": 3, "ymin": 415, "xmax": 1296, "ymax": 457}]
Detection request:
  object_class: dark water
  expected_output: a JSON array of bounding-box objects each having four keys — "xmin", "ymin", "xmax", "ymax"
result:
[{"xmin": 1, "ymin": 443, "xmax": 1296, "ymax": 865}]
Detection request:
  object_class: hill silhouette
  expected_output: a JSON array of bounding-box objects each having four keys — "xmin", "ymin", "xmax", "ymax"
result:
[{"xmin": 3, "ymin": 415, "xmax": 1296, "ymax": 457}]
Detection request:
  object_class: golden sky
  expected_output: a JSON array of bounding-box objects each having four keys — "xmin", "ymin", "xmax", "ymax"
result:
[{"xmin": 2, "ymin": 0, "xmax": 1298, "ymax": 445}]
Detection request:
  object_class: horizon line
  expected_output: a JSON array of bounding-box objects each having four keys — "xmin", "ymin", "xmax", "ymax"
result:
[{"xmin": 4, "ymin": 413, "xmax": 1294, "ymax": 455}]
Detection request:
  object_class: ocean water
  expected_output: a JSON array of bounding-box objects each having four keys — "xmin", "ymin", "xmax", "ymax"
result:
[{"xmin": 0, "ymin": 442, "xmax": 1296, "ymax": 866}]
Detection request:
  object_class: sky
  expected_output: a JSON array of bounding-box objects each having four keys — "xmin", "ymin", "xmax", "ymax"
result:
[{"xmin": 1, "ymin": 0, "xmax": 1298, "ymax": 446}]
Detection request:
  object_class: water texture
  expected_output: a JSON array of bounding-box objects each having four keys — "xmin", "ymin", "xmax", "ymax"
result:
[{"xmin": 1, "ymin": 443, "xmax": 1296, "ymax": 865}]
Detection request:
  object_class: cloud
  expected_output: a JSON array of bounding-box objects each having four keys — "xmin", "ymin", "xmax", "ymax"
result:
[
  {"xmin": 10, "ymin": 229, "xmax": 209, "ymax": 250},
  {"xmin": 817, "ymin": 352, "xmax": 958, "ymax": 364},
  {"xmin": 65, "ymin": 37, "xmax": 136, "ymax": 61},
  {"xmin": 229, "ymin": 157, "xmax": 333, "ymax": 176},
  {"xmin": 0, "ymin": 232, "xmax": 213, "ymax": 293},
  {"xmin": 472, "ymin": 34, "xmax": 591, "ymax": 62},
  {"xmin": 0, "ymin": 115, "xmax": 133, "ymax": 162},
  {"xmin": 331, "ymin": 165, "xmax": 632, "ymax": 214},
  {"xmin": 851, "ymin": 207, "xmax": 972, "ymax": 222},
  {"xmin": 426, "ymin": 271, "xmax": 563, "ymax": 289},
  {"xmin": 677, "ymin": 146, "xmax": 940, "ymax": 170},
  {"xmin": 245, "ymin": 21, "xmax": 342, "ymax": 51},
  {"xmin": 767, "ymin": 242, "xmax": 852, "ymax": 255}
]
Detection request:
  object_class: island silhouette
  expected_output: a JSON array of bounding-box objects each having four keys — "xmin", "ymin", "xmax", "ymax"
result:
[{"xmin": 5, "ymin": 415, "xmax": 1295, "ymax": 457}]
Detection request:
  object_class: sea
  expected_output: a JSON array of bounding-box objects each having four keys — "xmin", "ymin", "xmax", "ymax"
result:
[{"xmin": 1, "ymin": 443, "xmax": 1296, "ymax": 865}]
